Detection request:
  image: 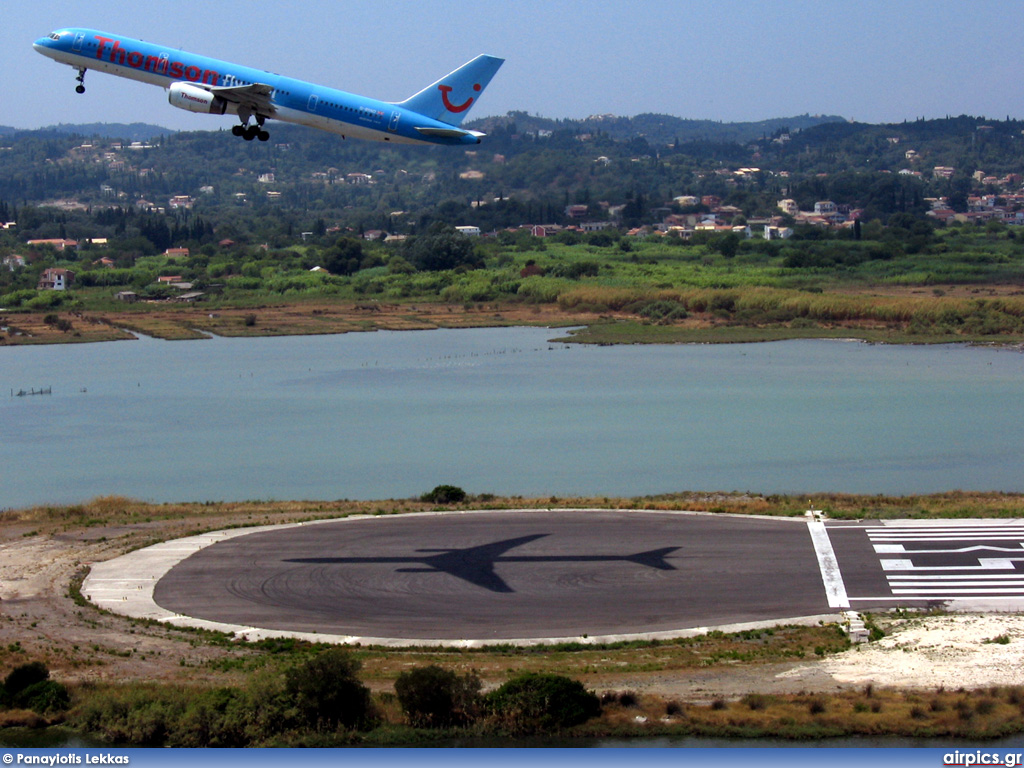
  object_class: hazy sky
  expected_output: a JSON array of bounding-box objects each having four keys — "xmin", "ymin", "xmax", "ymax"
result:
[{"xmin": 5, "ymin": 0, "xmax": 1022, "ymax": 131}]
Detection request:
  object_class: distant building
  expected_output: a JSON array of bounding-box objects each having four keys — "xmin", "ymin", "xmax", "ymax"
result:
[
  {"xmin": 38, "ymin": 268, "xmax": 74, "ymax": 291},
  {"xmin": 455, "ymin": 226, "xmax": 481, "ymax": 237},
  {"xmin": 164, "ymin": 247, "xmax": 190, "ymax": 258},
  {"xmin": 27, "ymin": 238, "xmax": 77, "ymax": 251},
  {"xmin": 168, "ymin": 195, "xmax": 194, "ymax": 210},
  {"xmin": 764, "ymin": 226, "xmax": 794, "ymax": 240}
]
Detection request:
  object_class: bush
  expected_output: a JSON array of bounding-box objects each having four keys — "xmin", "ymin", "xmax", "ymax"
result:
[
  {"xmin": 284, "ymin": 649, "xmax": 375, "ymax": 732},
  {"xmin": 394, "ymin": 665, "xmax": 482, "ymax": 727},
  {"xmin": 14, "ymin": 680, "xmax": 71, "ymax": 713},
  {"xmin": 4, "ymin": 661, "xmax": 50, "ymax": 696},
  {"xmin": 486, "ymin": 673, "xmax": 600, "ymax": 734},
  {"xmin": 420, "ymin": 485, "xmax": 467, "ymax": 504}
]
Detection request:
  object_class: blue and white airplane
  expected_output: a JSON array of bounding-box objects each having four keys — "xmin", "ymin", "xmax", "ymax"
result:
[{"xmin": 33, "ymin": 28, "xmax": 503, "ymax": 146}]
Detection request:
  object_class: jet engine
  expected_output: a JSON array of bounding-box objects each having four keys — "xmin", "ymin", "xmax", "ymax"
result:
[{"xmin": 168, "ymin": 81, "xmax": 227, "ymax": 115}]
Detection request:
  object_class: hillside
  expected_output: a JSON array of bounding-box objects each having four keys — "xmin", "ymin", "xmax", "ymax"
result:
[
  {"xmin": 470, "ymin": 111, "xmax": 847, "ymax": 145},
  {"xmin": 0, "ymin": 122, "xmax": 173, "ymax": 141}
]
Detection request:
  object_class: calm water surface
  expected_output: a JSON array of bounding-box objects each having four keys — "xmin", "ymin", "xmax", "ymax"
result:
[{"xmin": 3, "ymin": 328, "xmax": 1024, "ymax": 509}]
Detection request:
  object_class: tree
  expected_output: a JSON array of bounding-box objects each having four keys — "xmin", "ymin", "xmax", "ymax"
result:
[
  {"xmin": 284, "ymin": 649, "xmax": 374, "ymax": 731},
  {"xmin": 405, "ymin": 224, "xmax": 480, "ymax": 272},
  {"xmin": 712, "ymin": 232, "xmax": 740, "ymax": 259},
  {"xmin": 322, "ymin": 237, "xmax": 364, "ymax": 276},
  {"xmin": 394, "ymin": 665, "xmax": 482, "ymax": 727}
]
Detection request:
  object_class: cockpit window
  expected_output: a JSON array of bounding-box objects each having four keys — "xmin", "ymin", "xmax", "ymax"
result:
[{"xmin": 48, "ymin": 32, "xmax": 62, "ymax": 40}]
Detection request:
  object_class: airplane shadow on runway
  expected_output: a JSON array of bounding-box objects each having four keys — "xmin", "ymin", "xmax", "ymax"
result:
[{"xmin": 284, "ymin": 533, "xmax": 680, "ymax": 593}]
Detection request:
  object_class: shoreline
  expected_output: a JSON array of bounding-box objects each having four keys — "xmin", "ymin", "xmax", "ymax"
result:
[{"xmin": 5, "ymin": 300, "xmax": 1024, "ymax": 347}]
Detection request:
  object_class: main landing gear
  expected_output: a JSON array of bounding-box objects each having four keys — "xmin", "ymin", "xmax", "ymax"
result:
[
  {"xmin": 232, "ymin": 124, "xmax": 269, "ymax": 141},
  {"xmin": 75, "ymin": 68, "xmax": 86, "ymax": 94},
  {"xmin": 232, "ymin": 109, "xmax": 269, "ymax": 142}
]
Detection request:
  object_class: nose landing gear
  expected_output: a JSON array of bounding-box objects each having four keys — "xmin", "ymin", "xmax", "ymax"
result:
[{"xmin": 75, "ymin": 68, "xmax": 86, "ymax": 94}]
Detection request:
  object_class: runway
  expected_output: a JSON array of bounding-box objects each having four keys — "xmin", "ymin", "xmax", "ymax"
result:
[{"xmin": 82, "ymin": 511, "xmax": 1024, "ymax": 646}]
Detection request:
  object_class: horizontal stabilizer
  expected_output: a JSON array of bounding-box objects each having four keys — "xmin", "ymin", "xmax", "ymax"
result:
[
  {"xmin": 414, "ymin": 126, "xmax": 484, "ymax": 140},
  {"xmin": 625, "ymin": 547, "xmax": 680, "ymax": 570}
]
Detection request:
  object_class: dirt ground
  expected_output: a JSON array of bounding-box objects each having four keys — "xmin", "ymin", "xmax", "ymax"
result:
[{"xmin": 2, "ymin": 509, "xmax": 1022, "ymax": 701}]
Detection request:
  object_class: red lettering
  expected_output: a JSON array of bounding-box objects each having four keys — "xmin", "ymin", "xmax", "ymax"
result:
[
  {"xmin": 94, "ymin": 36, "xmax": 114, "ymax": 60},
  {"xmin": 169, "ymin": 61, "xmax": 184, "ymax": 78},
  {"xmin": 144, "ymin": 55, "xmax": 163, "ymax": 73},
  {"xmin": 184, "ymin": 65, "xmax": 200, "ymax": 81},
  {"xmin": 128, "ymin": 51, "xmax": 143, "ymax": 68},
  {"xmin": 202, "ymin": 69, "xmax": 219, "ymax": 85},
  {"xmin": 109, "ymin": 40, "xmax": 126, "ymax": 65}
]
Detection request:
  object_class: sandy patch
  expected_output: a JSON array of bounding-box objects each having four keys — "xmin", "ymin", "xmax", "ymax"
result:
[{"xmin": 792, "ymin": 614, "xmax": 1024, "ymax": 689}]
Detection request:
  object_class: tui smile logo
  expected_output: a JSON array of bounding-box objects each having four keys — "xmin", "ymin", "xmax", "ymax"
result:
[{"xmin": 439, "ymin": 83, "xmax": 481, "ymax": 113}]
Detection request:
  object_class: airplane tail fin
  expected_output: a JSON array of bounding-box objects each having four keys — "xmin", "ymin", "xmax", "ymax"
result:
[{"xmin": 397, "ymin": 54, "xmax": 504, "ymax": 126}]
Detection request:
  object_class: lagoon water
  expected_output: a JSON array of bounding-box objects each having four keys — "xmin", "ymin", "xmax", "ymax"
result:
[{"xmin": 3, "ymin": 327, "xmax": 1024, "ymax": 509}]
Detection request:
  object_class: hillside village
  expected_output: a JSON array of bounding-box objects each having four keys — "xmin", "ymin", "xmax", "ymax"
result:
[{"xmin": 3, "ymin": 114, "xmax": 1024, "ymax": 308}]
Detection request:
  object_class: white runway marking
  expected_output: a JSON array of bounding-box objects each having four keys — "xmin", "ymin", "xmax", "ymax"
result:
[
  {"xmin": 808, "ymin": 520, "xmax": 849, "ymax": 608},
  {"xmin": 867, "ymin": 521, "xmax": 1024, "ymax": 600}
]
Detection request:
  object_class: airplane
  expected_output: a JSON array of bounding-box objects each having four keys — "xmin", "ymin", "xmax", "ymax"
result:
[
  {"xmin": 286, "ymin": 534, "xmax": 680, "ymax": 593},
  {"xmin": 32, "ymin": 28, "xmax": 503, "ymax": 146}
]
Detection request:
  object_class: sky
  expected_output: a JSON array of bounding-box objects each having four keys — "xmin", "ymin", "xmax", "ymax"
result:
[{"xmin": 4, "ymin": 0, "xmax": 1023, "ymax": 131}]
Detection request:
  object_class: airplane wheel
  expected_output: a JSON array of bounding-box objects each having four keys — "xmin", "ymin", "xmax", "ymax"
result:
[
  {"xmin": 75, "ymin": 85, "xmax": 85, "ymax": 94},
  {"xmin": 231, "ymin": 125, "xmax": 244, "ymax": 137},
  {"xmin": 257, "ymin": 130, "xmax": 270, "ymax": 142},
  {"xmin": 243, "ymin": 126, "xmax": 260, "ymax": 141}
]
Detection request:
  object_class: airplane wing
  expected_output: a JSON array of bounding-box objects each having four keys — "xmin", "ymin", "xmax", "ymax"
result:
[
  {"xmin": 207, "ymin": 82, "xmax": 277, "ymax": 116},
  {"xmin": 411, "ymin": 534, "xmax": 549, "ymax": 593}
]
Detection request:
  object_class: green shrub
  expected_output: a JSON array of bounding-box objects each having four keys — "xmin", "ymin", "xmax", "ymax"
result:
[
  {"xmin": 284, "ymin": 648, "xmax": 375, "ymax": 732},
  {"xmin": 14, "ymin": 680, "xmax": 71, "ymax": 713},
  {"xmin": 394, "ymin": 665, "xmax": 481, "ymax": 727},
  {"xmin": 486, "ymin": 673, "xmax": 600, "ymax": 734},
  {"xmin": 420, "ymin": 485, "xmax": 467, "ymax": 504}
]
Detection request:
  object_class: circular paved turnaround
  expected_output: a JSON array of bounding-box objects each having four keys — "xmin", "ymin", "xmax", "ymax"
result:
[{"xmin": 152, "ymin": 510, "xmax": 832, "ymax": 642}]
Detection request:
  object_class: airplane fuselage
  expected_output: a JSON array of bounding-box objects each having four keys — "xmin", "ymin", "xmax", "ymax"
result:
[{"xmin": 33, "ymin": 28, "xmax": 501, "ymax": 146}]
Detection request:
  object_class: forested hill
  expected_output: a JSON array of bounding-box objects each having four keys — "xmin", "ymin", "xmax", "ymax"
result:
[
  {"xmin": 0, "ymin": 123, "xmax": 172, "ymax": 141},
  {"xmin": 0, "ymin": 113, "xmax": 844, "ymax": 146},
  {"xmin": 2, "ymin": 112, "xmax": 1024, "ymax": 240},
  {"xmin": 470, "ymin": 111, "xmax": 847, "ymax": 146}
]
